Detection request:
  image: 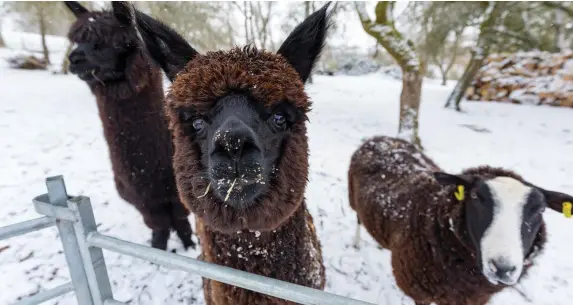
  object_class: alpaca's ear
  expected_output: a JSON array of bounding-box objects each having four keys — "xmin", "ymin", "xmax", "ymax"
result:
[
  {"xmin": 64, "ymin": 1, "xmax": 89, "ymax": 18},
  {"xmin": 277, "ymin": 1, "xmax": 333, "ymax": 83},
  {"xmin": 134, "ymin": 10, "xmax": 200, "ymax": 82},
  {"xmin": 112, "ymin": 1, "xmax": 136, "ymax": 26},
  {"xmin": 433, "ymin": 172, "xmax": 475, "ymax": 188},
  {"xmin": 538, "ymin": 188, "xmax": 573, "ymax": 216}
]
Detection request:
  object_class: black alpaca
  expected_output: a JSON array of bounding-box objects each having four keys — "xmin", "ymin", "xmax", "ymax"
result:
[{"xmin": 64, "ymin": 1, "xmax": 194, "ymax": 250}]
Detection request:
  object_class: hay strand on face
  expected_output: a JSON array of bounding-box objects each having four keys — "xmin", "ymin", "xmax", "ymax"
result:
[
  {"xmin": 197, "ymin": 182, "xmax": 211, "ymax": 198},
  {"xmin": 92, "ymin": 69, "xmax": 105, "ymax": 86},
  {"xmin": 224, "ymin": 179, "xmax": 237, "ymax": 202}
]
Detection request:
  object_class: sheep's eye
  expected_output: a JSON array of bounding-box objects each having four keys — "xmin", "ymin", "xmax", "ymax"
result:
[
  {"xmin": 192, "ymin": 118, "xmax": 205, "ymax": 131},
  {"xmin": 528, "ymin": 204, "xmax": 544, "ymax": 218},
  {"xmin": 470, "ymin": 192, "xmax": 478, "ymax": 200}
]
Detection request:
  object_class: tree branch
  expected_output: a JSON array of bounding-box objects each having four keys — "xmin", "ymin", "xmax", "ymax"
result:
[
  {"xmin": 355, "ymin": 2, "xmax": 372, "ymax": 25},
  {"xmin": 543, "ymin": 1, "xmax": 573, "ymax": 18},
  {"xmin": 374, "ymin": 1, "xmax": 392, "ymax": 25},
  {"xmin": 482, "ymin": 27, "xmax": 539, "ymax": 49},
  {"xmin": 354, "ymin": 1, "xmax": 419, "ymax": 71},
  {"xmin": 444, "ymin": 29, "xmax": 463, "ymax": 76}
]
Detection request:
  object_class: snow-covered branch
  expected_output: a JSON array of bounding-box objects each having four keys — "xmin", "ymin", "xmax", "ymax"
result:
[
  {"xmin": 354, "ymin": 2, "xmax": 372, "ymax": 25},
  {"xmin": 354, "ymin": 1, "xmax": 420, "ymax": 72}
]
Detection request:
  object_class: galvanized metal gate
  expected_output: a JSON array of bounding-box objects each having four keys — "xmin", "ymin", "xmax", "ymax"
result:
[{"xmin": 0, "ymin": 176, "xmax": 376, "ymax": 305}]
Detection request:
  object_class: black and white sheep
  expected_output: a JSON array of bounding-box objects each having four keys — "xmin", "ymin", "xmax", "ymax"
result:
[{"xmin": 348, "ymin": 136, "xmax": 573, "ymax": 305}]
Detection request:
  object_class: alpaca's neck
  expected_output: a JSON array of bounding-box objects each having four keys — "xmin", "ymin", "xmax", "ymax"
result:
[
  {"xmin": 87, "ymin": 57, "xmax": 173, "ymax": 177},
  {"xmin": 92, "ymin": 60, "xmax": 165, "ymax": 130},
  {"xmin": 90, "ymin": 52, "xmax": 164, "ymax": 106},
  {"xmin": 198, "ymin": 202, "xmax": 324, "ymax": 289}
]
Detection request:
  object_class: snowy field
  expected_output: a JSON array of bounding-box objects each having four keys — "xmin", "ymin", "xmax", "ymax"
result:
[{"xmin": 1, "ymin": 32, "xmax": 572, "ymax": 305}]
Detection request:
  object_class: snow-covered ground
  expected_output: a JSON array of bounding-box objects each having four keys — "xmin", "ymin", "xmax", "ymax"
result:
[{"xmin": 1, "ymin": 32, "xmax": 572, "ymax": 305}]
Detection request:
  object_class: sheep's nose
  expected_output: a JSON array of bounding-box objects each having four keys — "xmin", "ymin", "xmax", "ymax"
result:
[{"xmin": 489, "ymin": 259, "xmax": 517, "ymax": 280}]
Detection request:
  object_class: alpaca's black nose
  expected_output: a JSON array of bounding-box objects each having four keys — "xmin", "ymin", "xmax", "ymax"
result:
[
  {"xmin": 68, "ymin": 48, "xmax": 86, "ymax": 65},
  {"xmin": 212, "ymin": 117, "xmax": 260, "ymax": 162}
]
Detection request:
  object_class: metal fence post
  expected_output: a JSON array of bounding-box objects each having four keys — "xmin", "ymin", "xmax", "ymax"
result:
[
  {"xmin": 45, "ymin": 176, "xmax": 95, "ymax": 305},
  {"xmin": 67, "ymin": 195, "xmax": 114, "ymax": 305}
]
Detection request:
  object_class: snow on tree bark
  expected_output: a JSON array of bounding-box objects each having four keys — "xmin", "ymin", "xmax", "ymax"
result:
[
  {"xmin": 60, "ymin": 42, "xmax": 74, "ymax": 74},
  {"xmin": 355, "ymin": 1, "xmax": 423, "ymax": 149},
  {"xmin": 37, "ymin": 6, "xmax": 50, "ymax": 65},
  {"xmin": 398, "ymin": 71, "xmax": 423, "ymax": 148},
  {"xmin": 0, "ymin": 22, "xmax": 5, "ymax": 48}
]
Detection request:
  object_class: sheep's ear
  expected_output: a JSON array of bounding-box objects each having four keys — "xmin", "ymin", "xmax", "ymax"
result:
[
  {"xmin": 112, "ymin": 1, "xmax": 136, "ymax": 26},
  {"xmin": 64, "ymin": 1, "xmax": 89, "ymax": 18},
  {"xmin": 433, "ymin": 172, "xmax": 475, "ymax": 187},
  {"xmin": 538, "ymin": 188, "xmax": 573, "ymax": 216},
  {"xmin": 277, "ymin": 1, "xmax": 333, "ymax": 83},
  {"xmin": 134, "ymin": 10, "xmax": 200, "ymax": 82}
]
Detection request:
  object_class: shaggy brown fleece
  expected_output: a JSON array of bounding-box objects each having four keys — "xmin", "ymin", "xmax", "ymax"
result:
[
  {"xmin": 348, "ymin": 136, "xmax": 547, "ymax": 305},
  {"xmin": 197, "ymin": 206, "xmax": 325, "ymax": 305},
  {"xmin": 66, "ymin": 4, "xmax": 193, "ymax": 249},
  {"xmin": 165, "ymin": 47, "xmax": 325, "ymax": 304}
]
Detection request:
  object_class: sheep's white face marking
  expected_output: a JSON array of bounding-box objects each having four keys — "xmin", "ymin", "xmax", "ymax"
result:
[
  {"xmin": 435, "ymin": 171, "xmax": 553, "ymax": 286},
  {"xmin": 479, "ymin": 177, "xmax": 533, "ymax": 286}
]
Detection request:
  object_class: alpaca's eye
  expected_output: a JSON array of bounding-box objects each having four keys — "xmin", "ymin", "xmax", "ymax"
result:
[
  {"xmin": 179, "ymin": 110, "xmax": 193, "ymax": 122},
  {"xmin": 192, "ymin": 118, "xmax": 205, "ymax": 131},
  {"xmin": 273, "ymin": 113, "xmax": 286, "ymax": 127}
]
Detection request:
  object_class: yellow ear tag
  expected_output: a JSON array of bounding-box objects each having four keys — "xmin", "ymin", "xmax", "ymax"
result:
[
  {"xmin": 454, "ymin": 185, "xmax": 465, "ymax": 201},
  {"xmin": 563, "ymin": 202, "xmax": 572, "ymax": 218}
]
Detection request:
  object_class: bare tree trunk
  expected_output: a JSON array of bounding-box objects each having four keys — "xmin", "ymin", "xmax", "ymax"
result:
[
  {"xmin": 305, "ymin": 1, "xmax": 311, "ymax": 17},
  {"xmin": 38, "ymin": 7, "xmax": 50, "ymax": 65},
  {"xmin": 248, "ymin": 2, "xmax": 256, "ymax": 48},
  {"xmin": 444, "ymin": 1, "xmax": 503, "ymax": 111},
  {"xmin": 398, "ymin": 71, "xmax": 423, "ymax": 148},
  {"xmin": 355, "ymin": 1, "xmax": 423, "ymax": 149},
  {"xmin": 444, "ymin": 53, "xmax": 484, "ymax": 111},
  {"xmin": 372, "ymin": 42, "xmax": 380, "ymax": 58},
  {"xmin": 440, "ymin": 31, "xmax": 462, "ymax": 87},
  {"xmin": 251, "ymin": 2, "xmax": 273, "ymax": 50},
  {"xmin": 61, "ymin": 41, "xmax": 74, "ymax": 74},
  {"xmin": 242, "ymin": 2, "xmax": 250, "ymax": 44},
  {"xmin": 554, "ymin": 9, "xmax": 566, "ymax": 51},
  {"xmin": 0, "ymin": 21, "xmax": 5, "ymax": 48}
]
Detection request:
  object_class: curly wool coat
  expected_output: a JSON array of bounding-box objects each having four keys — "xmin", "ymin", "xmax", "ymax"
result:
[
  {"xmin": 166, "ymin": 47, "xmax": 325, "ymax": 305},
  {"xmin": 348, "ymin": 136, "xmax": 546, "ymax": 305},
  {"xmin": 67, "ymin": 9, "xmax": 192, "ymax": 246}
]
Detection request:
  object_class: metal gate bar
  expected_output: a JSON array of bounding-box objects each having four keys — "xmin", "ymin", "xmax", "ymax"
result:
[
  {"xmin": 87, "ymin": 233, "xmax": 373, "ymax": 305},
  {"xmin": 0, "ymin": 216, "xmax": 55, "ymax": 241},
  {"xmin": 14, "ymin": 282, "xmax": 74, "ymax": 305},
  {"xmin": 0, "ymin": 175, "xmax": 378, "ymax": 305}
]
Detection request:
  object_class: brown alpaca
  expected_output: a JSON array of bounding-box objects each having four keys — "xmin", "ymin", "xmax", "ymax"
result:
[
  {"xmin": 64, "ymin": 1, "xmax": 194, "ymax": 250},
  {"xmin": 134, "ymin": 2, "xmax": 332, "ymax": 304},
  {"xmin": 348, "ymin": 136, "xmax": 573, "ymax": 305}
]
